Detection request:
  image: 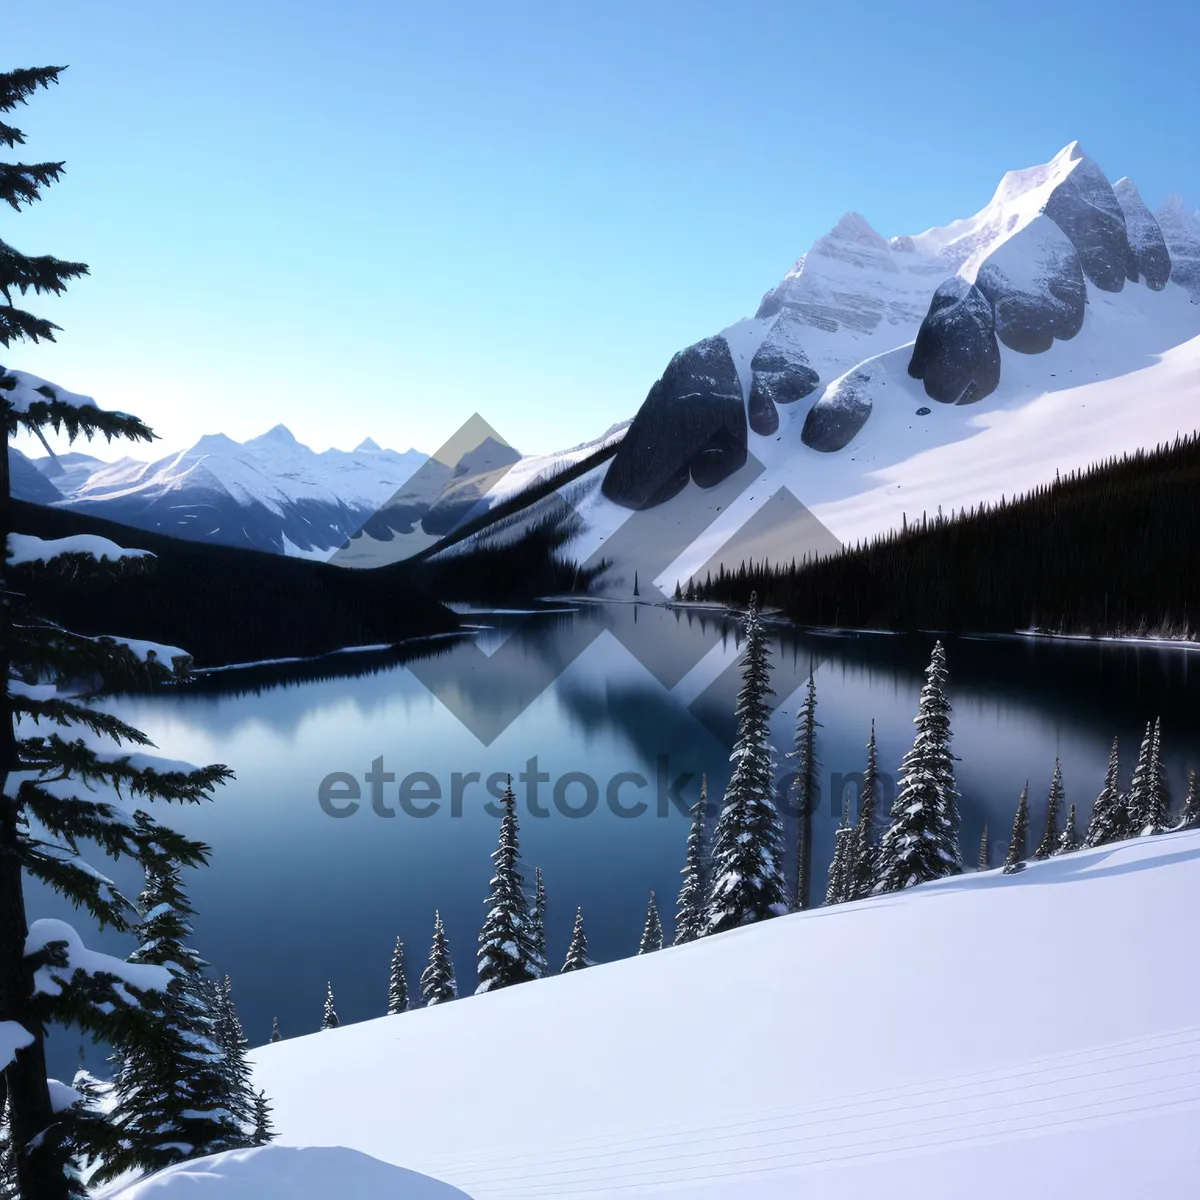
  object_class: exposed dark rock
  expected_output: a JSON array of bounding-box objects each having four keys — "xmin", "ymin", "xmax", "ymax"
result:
[
  {"xmin": 601, "ymin": 336, "xmax": 747, "ymax": 509},
  {"xmin": 907, "ymin": 277, "xmax": 1001, "ymax": 404},
  {"xmin": 1042, "ymin": 149, "xmax": 1130, "ymax": 292},
  {"xmin": 1113, "ymin": 178, "xmax": 1172, "ymax": 290},
  {"xmin": 974, "ymin": 216, "xmax": 1086, "ymax": 354},
  {"xmin": 748, "ymin": 307, "xmax": 820, "ymax": 426},
  {"xmin": 1155, "ymin": 195, "xmax": 1200, "ymax": 300},
  {"xmin": 747, "ymin": 388, "xmax": 779, "ymax": 436},
  {"xmin": 800, "ymin": 364, "xmax": 877, "ymax": 452},
  {"xmin": 916, "ymin": 406, "xmax": 931, "ymax": 416}
]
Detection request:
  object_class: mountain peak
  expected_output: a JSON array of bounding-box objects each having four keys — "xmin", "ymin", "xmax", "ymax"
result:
[
  {"xmin": 826, "ymin": 211, "xmax": 888, "ymax": 249},
  {"xmin": 256, "ymin": 423, "xmax": 297, "ymax": 444},
  {"xmin": 355, "ymin": 437, "xmax": 382, "ymax": 452}
]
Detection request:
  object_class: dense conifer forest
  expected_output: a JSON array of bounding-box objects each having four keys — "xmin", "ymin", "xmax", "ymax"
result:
[{"xmin": 691, "ymin": 435, "xmax": 1200, "ymax": 637}]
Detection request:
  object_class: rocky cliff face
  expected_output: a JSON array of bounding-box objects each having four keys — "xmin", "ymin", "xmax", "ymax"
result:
[
  {"xmin": 1157, "ymin": 195, "xmax": 1200, "ymax": 300},
  {"xmin": 1114, "ymin": 178, "xmax": 1172, "ymax": 290}
]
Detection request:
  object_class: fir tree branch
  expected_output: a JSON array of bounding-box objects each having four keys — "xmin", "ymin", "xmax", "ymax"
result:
[
  {"xmin": 0, "ymin": 161, "xmax": 68, "ymax": 212},
  {"xmin": 0, "ymin": 67, "xmax": 68, "ymax": 114},
  {"xmin": 0, "ymin": 238, "xmax": 89, "ymax": 300},
  {"xmin": 11, "ymin": 696, "xmax": 154, "ymax": 747}
]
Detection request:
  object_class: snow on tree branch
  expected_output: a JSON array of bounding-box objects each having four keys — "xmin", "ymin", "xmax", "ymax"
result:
[
  {"xmin": 25, "ymin": 918, "xmax": 171, "ymax": 999},
  {"xmin": 6, "ymin": 532, "xmax": 155, "ymax": 568},
  {"xmin": 0, "ymin": 1019, "xmax": 35, "ymax": 1070}
]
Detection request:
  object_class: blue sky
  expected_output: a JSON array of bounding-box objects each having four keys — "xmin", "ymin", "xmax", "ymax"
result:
[{"xmin": 6, "ymin": 0, "xmax": 1199, "ymax": 459}]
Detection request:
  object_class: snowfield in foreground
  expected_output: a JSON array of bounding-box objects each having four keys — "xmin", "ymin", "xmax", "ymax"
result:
[{"xmin": 249, "ymin": 831, "xmax": 1200, "ymax": 1198}]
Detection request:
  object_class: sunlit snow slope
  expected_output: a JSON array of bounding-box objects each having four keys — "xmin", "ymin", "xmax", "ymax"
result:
[{"xmin": 251, "ymin": 831, "xmax": 1200, "ymax": 1199}]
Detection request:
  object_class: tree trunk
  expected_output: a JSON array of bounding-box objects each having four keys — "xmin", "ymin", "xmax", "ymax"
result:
[{"xmin": 0, "ymin": 407, "xmax": 69, "ymax": 1199}]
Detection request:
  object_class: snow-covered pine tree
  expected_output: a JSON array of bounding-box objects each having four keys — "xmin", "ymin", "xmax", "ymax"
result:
[
  {"xmin": 1002, "ymin": 782, "xmax": 1030, "ymax": 874},
  {"xmin": 1140, "ymin": 717, "xmax": 1170, "ymax": 835},
  {"xmin": 1055, "ymin": 804, "xmax": 1079, "ymax": 855},
  {"xmin": 387, "ymin": 937, "xmax": 409, "ymax": 1015},
  {"xmin": 1085, "ymin": 737, "xmax": 1125, "ymax": 847},
  {"xmin": 529, "ymin": 866, "xmax": 548, "ymax": 979},
  {"xmin": 320, "ymin": 982, "xmax": 339, "ymax": 1030},
  {"xmin": 560, "ymin": 908, "xmax": 592, "ymax": 972},
  {"xmin": 251, "ymin": 1092, "xmax": 275, "ymax": 1147},
  {"xmin": 0, "ymin": 1094, "xmax": 14, "ymax": 1200},
  {"xmin": 707, "ymin": 594, "xmax": 787, "ymax": 933},
  {"xmin": 0, "ymin": 65, "xmax": 233, "ymax": 1200},
  {"xmin": 873, "ymin": 641, "xmax": 962, "ymax": 892},
  {"xmin": 476, "ymin": 777, "xmax": 540, "ymax": 992},
  {"xmin": 208, "ymin": 976, "xmax": 254, "ymax": 1133},
  {"xmin": 977, "ymin": 825, "xmax": 990, "ymax": 871},
  {"xmin": 846, "ymin": 721, "xmax": 878, "ymax": 901},
  {"xmin": 1125, "ymin": 721, "xmax": 1155, "ymax": 836},
  {"xmin": 1032, "ymin": 759, "xmax": 1065, "ymax": 860},
  {"xmin": 90, "ymin": 861, "xmax": 249, "ymax": 1184},
  {"xmin": 673, "ymin": 775, "xmax": 708, "ymax": 945},
  {"xmin": 673, "ymin": 581, "xmax": 683, "ymax": 602},
  {"xmin": 824, "ymin": 797, "xmax": 853, "ymax": 905},
  {"xmin": 788, "ymin": 669, "xmax": 821, "ymax": 910},
  {"xmin": 420, "ymin": 911, "xmax": 458, "ymax": 1006},
  {"xmin": 1174, "ymin": 770, "xmax": 1199, "ymax": 832},
  {"xmin": 269, "ymin": 1016, "xmax": 281, "ymax": 1043},
  {"xmin": 638, "ymin": 892, "xmax": 663, "ymax": 954}
]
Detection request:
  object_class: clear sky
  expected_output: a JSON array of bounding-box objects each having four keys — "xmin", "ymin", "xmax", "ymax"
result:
[{"xmin": 6, "ymin": 0, "xmax": 1199, "ymax": 460}]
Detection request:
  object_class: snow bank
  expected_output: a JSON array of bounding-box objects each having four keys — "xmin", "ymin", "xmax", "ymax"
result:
[
  {"xmin": 252, "ymin": 832, "xmax": 1200, "ymax": 1198},
  {"xmin": 104, "ymin": 1145, "xmax": 471, "ymax": 1199},
  {"xmin": 6, "ymin": 533, "xmax": 154, "ymax": 567}
]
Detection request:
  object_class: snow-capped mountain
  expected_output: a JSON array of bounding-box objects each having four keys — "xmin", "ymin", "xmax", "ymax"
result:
[
  {"xmin": 12, "ymin": 426, "xmax": 430, "ymax": 557},
  {"xmin": 452, "ymin": 142, "xmax": 1200, "ymax": 596}
]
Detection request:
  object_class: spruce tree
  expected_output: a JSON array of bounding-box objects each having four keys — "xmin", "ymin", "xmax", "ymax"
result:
[
  {"xmin": 638, "ymin": 892, "xmax": 663, "ymax": 954},
  {"xmin": 476, "ymin": 777, "xmax": 540, "ymax": 992},
  {"xmin": 420, "ymin": 911, "xmax": 458, "ymax": 1006},
  {"xmin": 529, "ymin": 867, "xmax": 548, "ymax": 979},
  {"xmin": 824, "ymin": 797, "xmax": 853, "ymax": 905},
  {"xmin": 320, "ymin": 982, "xmax": 339, "ymax": 1031},
  {"xmin": 1126, "ymin": 721, "xmax": 1155, "ymax": 836},
  {"xmin": 1002, "ymin": 782, "xmax": 1030, "ymax": 874},
  {"xmin": 269, "ymin": 1016, "xmax": 281, "ymax": 1044},
  {"xmin": 1032, "ymin": 759, "xmax": 1065, "ymax": 861},
  {"xmin": 387, "ymin": 938, "xmax": 410, "ymax": 1014},
  {"xmin": 846, "ymin": 721, "xmax": 878, "ymax": 901},
  {"xmin": 788, "ymin": 669, "xmax": 821, "ymax": 910},
  {"xmin": 91, "ymin": 862, "xmax": 248, "ymax": 1184},
  {"xmin": 1140, "ymin": 718, "xmax": 1170, "ymax": 835},
  {"xmin": 1055, "ymin": 803, "xmax": 1080, "ymax": 855},
  {"xmin": 977, "ymin": 825, "xmax": 990, "ymax": 871},
  {"xmin": 561, "ymin": 908, "xmax": 592, "ymax": 972},
  {"xmin": 874, "ymin": 642, "xmax": 962, "ymax": 892},
  {"xmin": 1085, "ymin": 738, "xmax": 1126, "ymax": 847},
  {"xmin": 0, "ymin": 65, "xmax": 233, "ymax": 1199},
  {"xmin": 707, "ymin": 594, "xmax": 787, "ymax": 932},
  {"xmin": 1174, "ymin": 770, "xmax": 1199, "ymax": 832},
  {"xmin": 208, "ymin": 976, "xmax": 254, "ymax": 1132},
  {"xmin": 673, "ymin": 775, "xmax": 709, "ymax": 945},
  {"xmin": 251, "ymin": 1092, "xmax": 275, "ymax": 1147},
  {"xmin": 0, "ymin": 1094, "xmax": 15, "ymax": 1200}
]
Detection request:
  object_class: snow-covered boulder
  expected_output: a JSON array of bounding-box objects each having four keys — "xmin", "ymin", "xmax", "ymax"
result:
[
  {"xmin": 907, "ymin": 277, "xmax": 1001, "ymax": 404},
  {"xmin": 747, "ymin": 306, "xmax": 821, "ymax": 435},
  {"xmin": 1113, "ymin": 177, "xmax": 1172, "ymax": 290},
  {"xmin": 107, "ymin": 1145, "xmax": 471, "ymax": 1199},
  {"xmin": 601, "ymin": 335, "xmax": 747, "ymax": 509},
  {"xmin": 974, "ymin": 215, "xmax": 1087, "ymax": 354},
  {"xmin": 1157, "ymin": 194, "xmax": 1200, "ymax": 300},
  {"xmin": 801, "ymin": 359, "xmax": 877, "ymax": 451}
]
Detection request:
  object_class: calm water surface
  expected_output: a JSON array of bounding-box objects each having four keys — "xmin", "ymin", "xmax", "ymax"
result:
[{"xmin": 32, "ymin": 603, "xmax": 1199, "ymax": 1078}]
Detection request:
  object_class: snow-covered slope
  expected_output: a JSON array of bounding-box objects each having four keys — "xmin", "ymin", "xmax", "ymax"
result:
[{"xmin": 250, "ymin": 831, "xmax": 1200, "ymax": 1198}]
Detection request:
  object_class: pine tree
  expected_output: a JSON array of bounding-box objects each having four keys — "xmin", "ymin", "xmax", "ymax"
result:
[
  {"xmin": 561, "ymin": 908, "xmax": 592, "ymax": 972},
  {"xmin": 847, "ymin": 721, "xmax": 878, "ymax": 901},
  {"xmin": 476, "ymin": 777, "xmax": 540, "ymax": 992},
  {"xmin": 1085, "ymin": 738, "xmax": 1126, "ymax": 847},
  {"xmin": 91, "ymin": 863, "xmax": 249, "ymax": 1184},
  {"xmin": 1002, "ymin": 782, "xmax": 1030, "ymax": 874},
  {"xmin": 1140, "ymin": 717, "xmax": 1170, "ymax": 835},
  {"xmin": 529, "ymin": 867, "xmax": 548, "ymax": 979},
  {"xmin": 788, "ymin": 670, "xmax": 821, "ymax": 910},
  {"xmin": 1, "ymin": 66, "xmax": 233, "ymax": 1200},
  {"xmin": 633, "ymin": 571, "xmax": 640, "ymax": 597},
  {"xmin": 0, "ymin": 1093, "xmax": 16, "ymax": 1200},
  {"xmin": 673, "ymin": 581, "xmax": 683, "ymax": 602},
  {"xmin": 638, "ymin": 892, "xmax": 663, "ymax": 954},
  {"xmin": 1032, "ymin": 759, "xmax": 1065, "ymax": 860},
  {"xmin": 673, "ymin": 775, "xmax": 709, "ymax": 945},
  {"xmin": 977, "ymin": 825, "xmax": 990, "ymax": 871},
  {"xmin": 824, "ymin": 797, "xmax": 853, "ymax": 905},
  {"xmin": 707, "ymin": 594, "xmax": 787, "ymax": 932},
  {"xmin": 1174, "ymin": 770, "xmax": 1199, "ymax": 832},
  {"xmin": 269, "ymin": 1016, "xmax": 281, "ymax": 1043},
  {"xmin": 208, "ymin": 976, "xmax": 255, "ymax": 1132},
  {"xmin": 874, "ymin": 642, "xmax": 962, "ymax": 892},
  {"xmin": 420, "ymin": 911, "xmax": 458, "ymax": 1006},
  {"xmin": 1055, "ymin": 803, "xmax": 1080, "ymax": 855},
  {"xmin": 1126, "ymin": 721, "xmax": 1155, "ymax": 836},
  {"xmin": 251, "ymin": 1092, "xmax": 275, "ymax": 1147},
  {"xmin": 321, "ymin": 982, "xmax": 339, "ymax": 1030},
  {"xmin": 387, "ymin": 937, "xmax": 409, "ymax": 1015}
]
